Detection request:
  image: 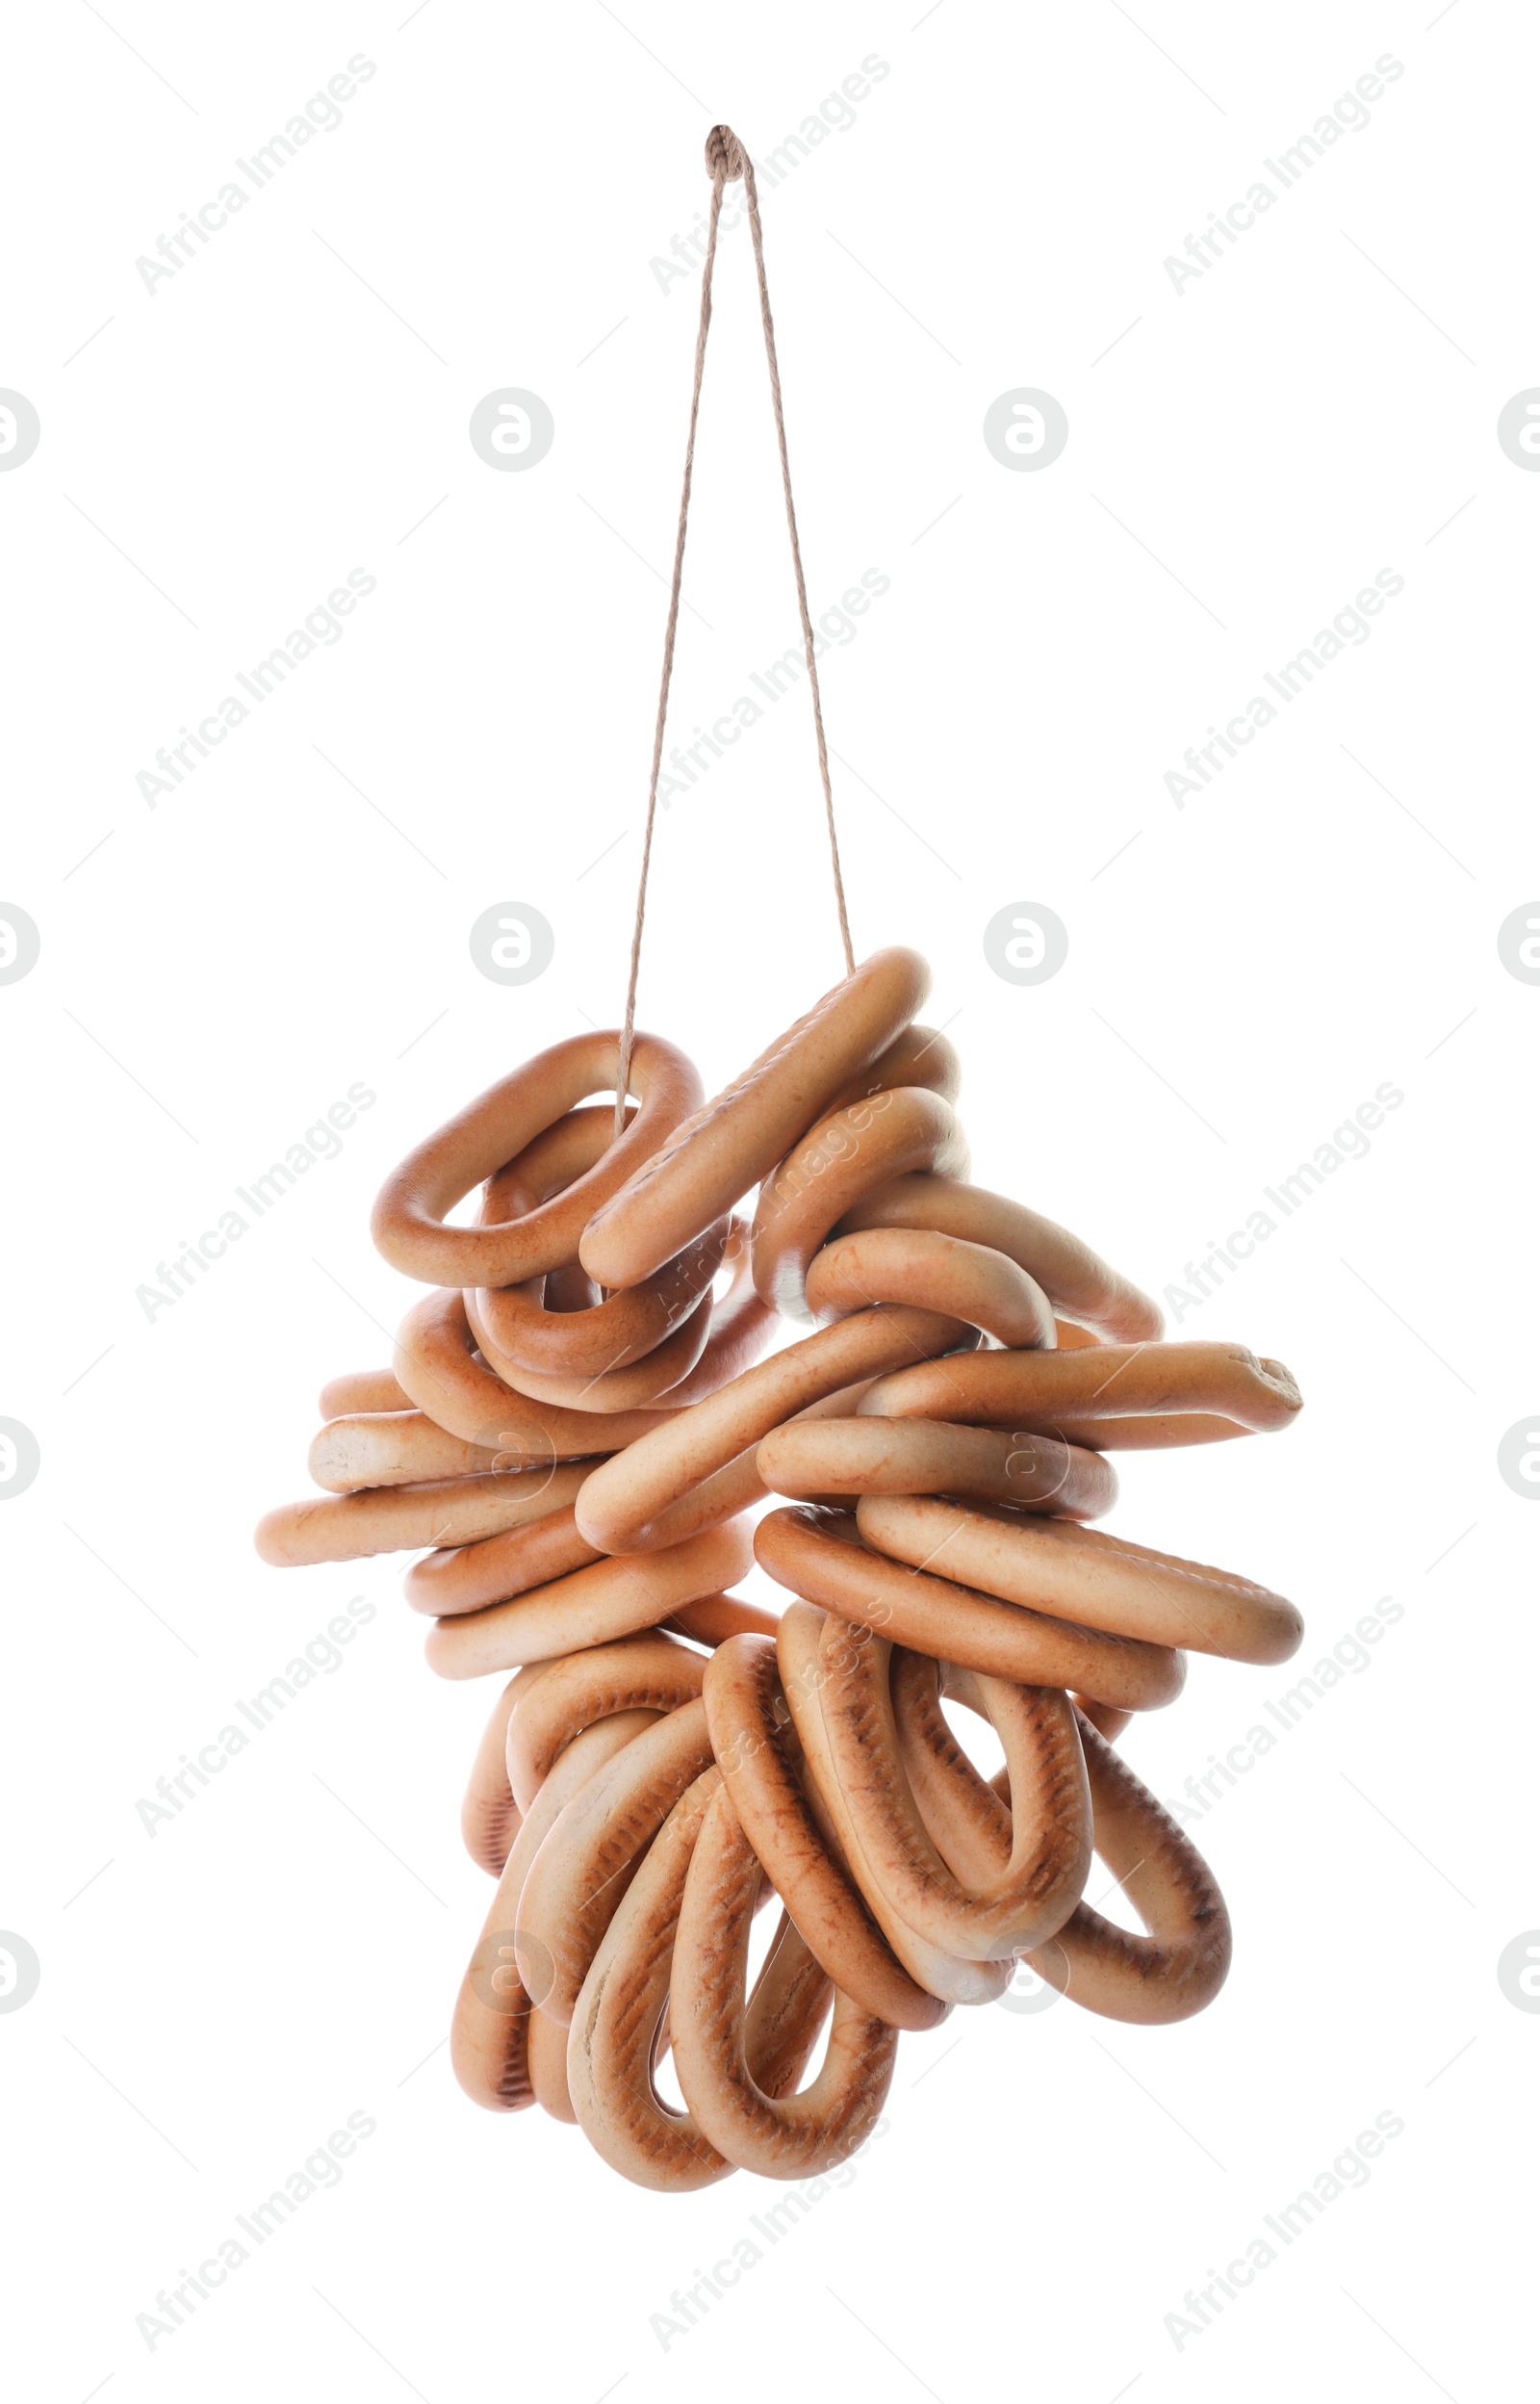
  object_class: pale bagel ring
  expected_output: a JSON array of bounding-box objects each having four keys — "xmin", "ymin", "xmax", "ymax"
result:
[
  {"xmin": 752, "ymin": 1089, "xmax": 970, "ymax": 1319},
  {"xmin": 424, "ymin": 1517, "xmax": 755, "ymax": 1679},
  {"xmin": 756, "ymin": 1507, "xmax": 1184, "ymax": 1714},
  {"xmin": 505, "ymin": 1631, "xmax": 710, "ymax": 1813},
  {"xmin": 832, "ymin": 1175, "xmax": 1164, "ymax": 1344},
  {"xmin": 575, "ymin": 1305, "xmax": 975, "ymax": 1556},
  {"xmin": 579, "ymin": 948, "xmax": 931, "ymax": 1290},
  {"xmin": 319, "ymin": 1367, "xmax": 409, "ymax": 1418},
  {"xmin": 254, "ymin": 1460, "xmax": 592, "ymax": 1567},
  {"xmin": 463, "ymin": 1631, "xmax": 706, "ymax": 1896},
  {"xmin": 309, "ymin": 1410, "xmax": 508, "ymax": 1493},
  {"xmin": 372, "ymin": 1029, "xmax": 702, "ymax": 1289},
  {"xmin": 451, "ymin": 1710, "xmax": 660, "ymax": 2111},
  {"xmin": 857, "ymin": 1493, "xmax": 1303, "ymax": 1667},
  {"xmin": 515, "ymin": 1699, "xmax": 717, "ymax": 2023},
  {"xmin": 461, "ymin": 1667, "xmax": 542, "ymax": 1874}
]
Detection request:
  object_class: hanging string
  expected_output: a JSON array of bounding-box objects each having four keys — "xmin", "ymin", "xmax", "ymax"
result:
[{"xmin": 614, "ymin": 123, "xmax": 856, "ymax": 1138}]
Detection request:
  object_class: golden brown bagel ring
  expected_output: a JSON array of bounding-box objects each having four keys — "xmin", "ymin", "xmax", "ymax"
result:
[
  {"xmin": 752, "ymin": 1090, "xmax": 970, "ymax": 1319},
  {"xmin": 254, "ymin": 1461, "xmax": 592, "ymax": 1567},
  {"xmin": 804, "ymin": 1226, "xmax": 1054, "ymax": 1350},
  {"xmin": 461, "ymin": 1632, "xmax": 704, "ymax": 1901},
  {"xmin": 757, "ymin": 1415, "xmax": 1117, "ymax": 1522},
  {"xmin": 579, "ymin": 948, "xmax": 931, "ymax": 1290},
  {"xmin": 515, "ymin": 1699, "xmax": 717, "ymax": 2023},
  {"xmin": 809, "ymin": 1617, "xmax": 1090, "ymax": 1961},
  {"xmin": 474, "ymin": 1108, "xmax": 737, "ymax": 1378},
  {"xmin": 1020, "ymin": 1710, "xmax": 1231, "ymax": 2023},
  {"xmin": 526, "ymin": 2003, "xmax": 578, "ymax": 2121},
  {"xmin": 832, "ymin": 1176, "xmax": 1163, "ymax": 1344},
  {"xmin": 563, "ymin": 1771, "xmax": 739, "ymax": 2188},
  {"xmin": 393, "ymin": 1286, "xmax": 672, "ymax": 1456},
  {"xmin": 479, "ymin": 1219, "xmax": 779, "ymax": 1433},
  {"xmin": 308, "ymin": 1410, "xmax": 508, "ymax": 1492},
  {"xmin": 566, "ymin": 1771, "xmax": 836, "ymax": 2189},
  {"xmin": 319, "ymin": 1367, "xmax": 409, "ymax": 1418},
  {"xmin": 468, "ymin": 1281, "xmax": 717, "ymax": 1413},
  {"xmin": 372, "ymin": 1030, "xmax": 703, "ymax": 1289},
  {"xmin": 451, "ymin": 1709, "xmax": 660, "ymax": 2109},
  {"xmin": 857, "ymin": 1339, "xmax": 1302, "ymax": 1435},
  {"xmin": 404, "ymin": 1502, "xmax": 603, "ymax": 1616},
  {"xmin": 424, "ymin": 1518, "xmax": 755, "ymax": 1679},
  {"xmin": 671, "ymin": 1778, "xmax": 899, "ymax": 2177},
  {"xmin": 461, "ymin": 1667, "xmax": 544, "ymax": 1874},
  {"xmin": 756, "ymin": 1507, "xmax": 1184, "ymax": 1713},
  {"xmin": 822, "ymin": 1021, "xmax": 961, "ymax": 1114},
  {"xmin": 473, "ymin": 1217, "xmax": 729, "ymax": 1378},
  {"xmin": 703, "ymin": 1635, "xmax": 946, "ymax": 2030},
  {"xmin": 858, "ymin": 1494, "xmax": 1303, "ymax": 1667},
  {"xmin": 775, "ymin": 1602, "xmax": 1010, "ymax": 2006},
  {"xmin": 664, "ymin": 1592, "xmax": 783, "ymax": 1646},
  {"xmin": 575, "ymin": 1305, "xmax": 975, "ymax": 1555},
  {"xmin": 504, "ymin": 1631, "xmax": 709, "ymax": 1812},
  {"xmin": 617, "ymin": 1373, "xmax": 883, "ymax": 1555}
]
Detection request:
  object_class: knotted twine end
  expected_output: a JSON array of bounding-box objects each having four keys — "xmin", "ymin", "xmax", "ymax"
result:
[{"xmin": 704, "ymin": 124, "xmax": 747, "ymax": 182}]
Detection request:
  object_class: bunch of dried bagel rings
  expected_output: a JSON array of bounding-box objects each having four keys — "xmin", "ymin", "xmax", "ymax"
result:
[{"xmin": 256, "ymin": 947, "xmax": 1304, "ymax": 2191}]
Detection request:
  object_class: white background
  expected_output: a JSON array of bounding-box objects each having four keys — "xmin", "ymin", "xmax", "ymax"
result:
[{"xmin": 2, "ymin": 1, "xmax": 1534, "ymax": 2396}]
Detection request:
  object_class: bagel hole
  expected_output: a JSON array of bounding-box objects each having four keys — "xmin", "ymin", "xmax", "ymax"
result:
[
  {"xmin": 938, "ymin": 1696, "xmax": 1006, "ymax": 1787},
  {"xmin": 652, "ymin": 2031, "xmax": 688, "ymax": 2114}
]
